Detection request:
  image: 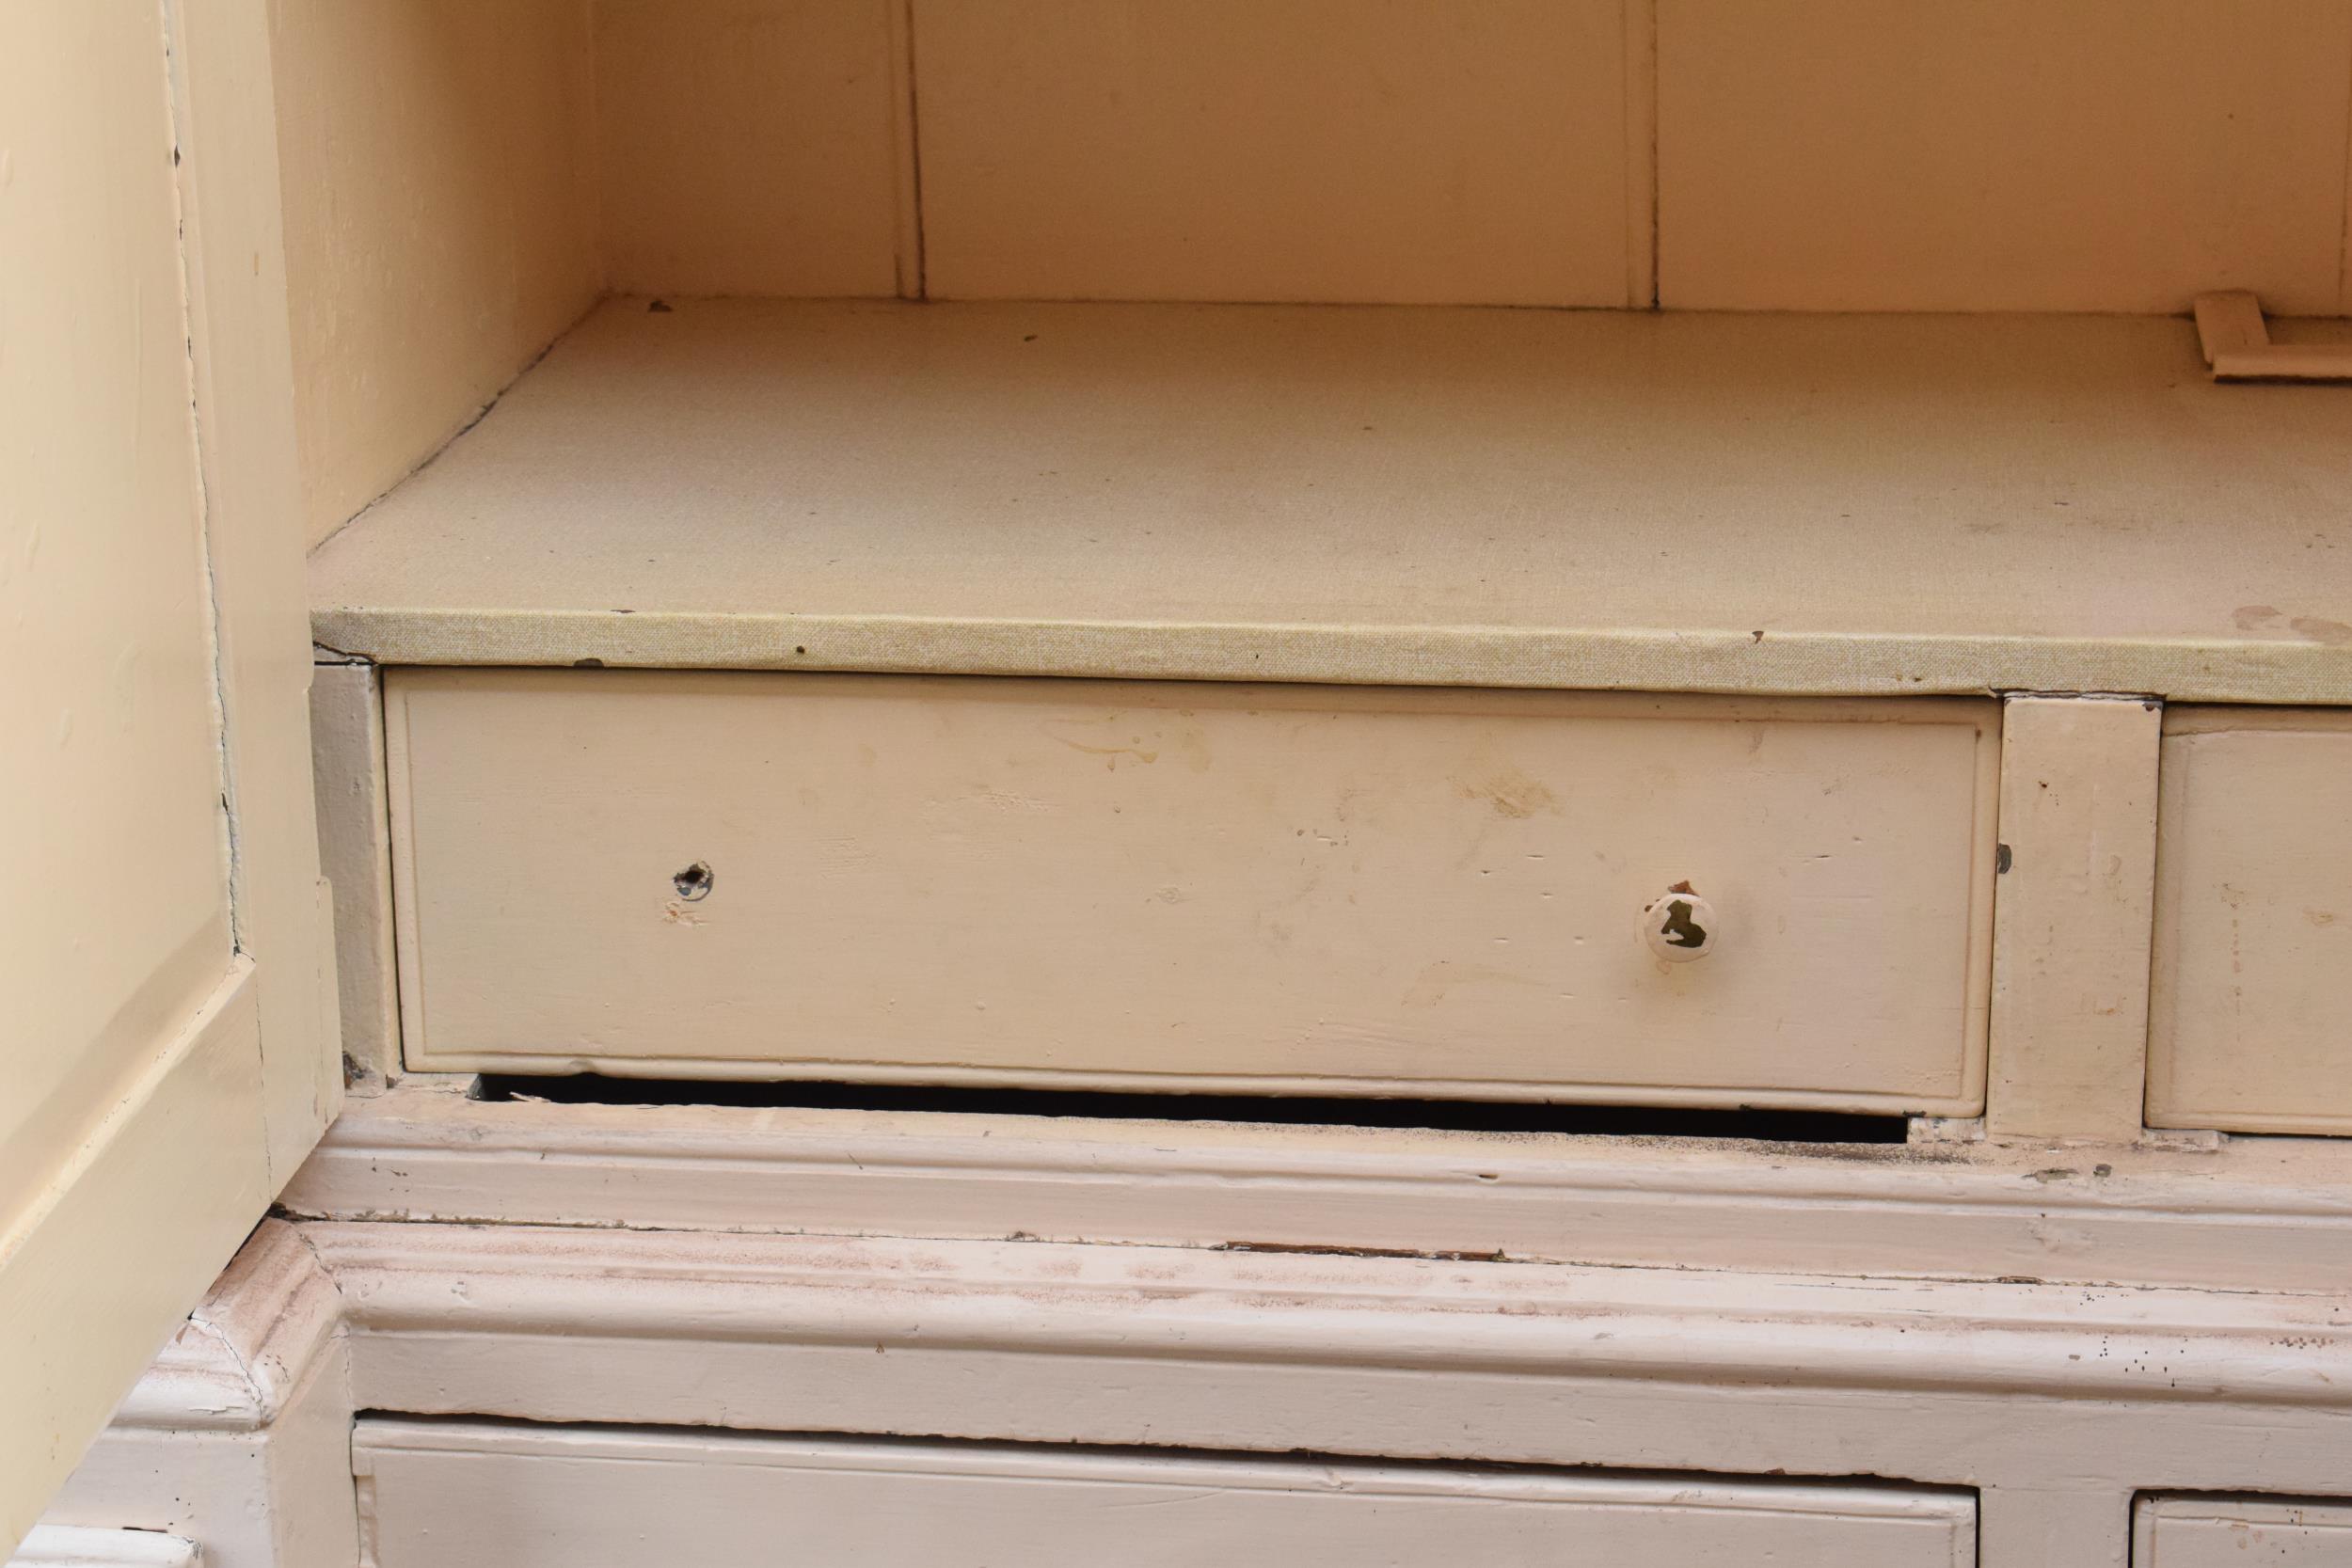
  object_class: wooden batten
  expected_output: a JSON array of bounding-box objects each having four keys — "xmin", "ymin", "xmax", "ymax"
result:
[{"xmin": 2195, "ymin": 292, "xmax": 2352, "ymax": 381}]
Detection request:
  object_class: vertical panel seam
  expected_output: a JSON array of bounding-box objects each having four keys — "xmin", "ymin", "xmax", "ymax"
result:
[
  {"xmin": 891, "ymin": 0, "xmax": 929, "ymax": 301},
  {"xmin": 1624, "ymin": 0, "xmax": 1661, "ymax": 309},
  {"xmin": 153, "ymin": 0, "xmax": 277, "ymax": 1165},
  {"xmin": 581, "ymin": 0, "xmax": 610, "ymax": 298},
  {"xmin": 2339, "ymin": 28, "xmax": 2352, "ymax": 312}
]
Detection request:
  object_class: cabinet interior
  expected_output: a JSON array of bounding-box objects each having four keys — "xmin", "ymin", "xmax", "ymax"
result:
[
  {"xmin": 285, "ymin": 1, "xmax": 2352, "ymax": 1132},
  {"xmin": 279, "ymin": 0, "xmax": 2352, "ymax": 594}
]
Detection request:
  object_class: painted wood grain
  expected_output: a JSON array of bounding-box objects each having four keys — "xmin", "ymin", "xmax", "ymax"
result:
[{"xmin": 386, "ymin": 672, "xmax": 1995, "ymax": 1110}]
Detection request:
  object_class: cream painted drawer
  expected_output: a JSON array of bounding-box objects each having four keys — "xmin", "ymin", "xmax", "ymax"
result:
[
  {"xmin": 387, "ymin": 670, "xmax": 1997, "ymax": 1110},
  {"xmin": 354, "ymin": 1420, "xmax": 1977, "ymax": 1567},
  {"xmin": 2150, "ymin": 710, "xmax": 2352, "ymax": 1133},
  {"xmin": 2137, "ymin": 1496, "xmax": 2352, "ymax": 1564}
]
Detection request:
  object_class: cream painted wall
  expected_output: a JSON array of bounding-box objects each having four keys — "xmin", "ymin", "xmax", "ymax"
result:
[{"xmin": 270, "ymin": 0, "xmax": 2352, "ymax": 544}]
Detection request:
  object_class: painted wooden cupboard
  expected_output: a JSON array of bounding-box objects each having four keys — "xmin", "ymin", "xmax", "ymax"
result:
[{"xmin": 14, "ymin": 2, "xmax": 2352, "ymax": 1566}]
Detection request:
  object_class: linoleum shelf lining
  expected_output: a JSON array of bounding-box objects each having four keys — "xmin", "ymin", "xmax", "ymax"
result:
[{"xmin": 308, "ymin": 297, "xmax": 2352, "ymax": 704}]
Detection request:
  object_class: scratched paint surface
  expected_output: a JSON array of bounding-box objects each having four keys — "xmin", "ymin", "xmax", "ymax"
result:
[{"xmin": 388, "ymin": 669, "xmax": 1994, "ymax": 1112}]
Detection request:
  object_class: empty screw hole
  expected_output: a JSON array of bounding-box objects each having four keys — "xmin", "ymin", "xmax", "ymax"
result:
[{"xmin": 673, "ymin": 862, "xmax": 715, "ymax": 901}]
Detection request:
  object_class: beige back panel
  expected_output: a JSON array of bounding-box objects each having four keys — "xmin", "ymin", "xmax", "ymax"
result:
[
  {"xmin": 911, "ymin": 0, "xmax": 1641, "ymax": 307},
  {"xmin": 2149, "ymin": 709, "xmax": 2352, "ymax": 1133},
  {"xmin": 593, "ymin": 0, "xmax": 911, "ymax": 299},
  {"xmin": 388, "ymin": 671, "xmax": 1995, "ymax": 1112},
  {"xmin": 1658, "ymin": 0, "xmax": 2352, "ymax": 313},
  {"xmin": 355, "ymin": 1420, "xmax": 1977, "ymax": 1568}
]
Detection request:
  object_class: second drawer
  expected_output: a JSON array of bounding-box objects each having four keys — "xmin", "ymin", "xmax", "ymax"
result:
[
  {"xmin": 387, "ymin": 671, "xmax": 1997, "ymax": 1111},
  {"xmin": 356, "ymin": 1419, "xmax": 1978, "ymax": 1568}
]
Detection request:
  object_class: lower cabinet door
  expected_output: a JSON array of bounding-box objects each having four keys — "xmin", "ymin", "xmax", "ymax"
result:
[
  {"xmin": 2137, "ymin": 1496, "xmax": 2352, "ymax": 1564},
  {"xmin": 353, "ymin": 1420, "xmax": 1975, "ymax": 1567}
]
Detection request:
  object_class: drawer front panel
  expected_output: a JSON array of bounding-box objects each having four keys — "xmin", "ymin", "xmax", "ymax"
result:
[
  {"xmin": 2150, "ymin": 710, "xmax": 2352, "ymax": 1132},
  {"xmin": 389, "ymin": 671, "xmax": 1996, "ymax": 1110},
  {"xmin": 2137, "ymin": 1496, "xmax": 2352, "ymax": 1564},
  {"xmin": 355, "ymin": 1420, "xmax": 1977, "ymax": 1568}
]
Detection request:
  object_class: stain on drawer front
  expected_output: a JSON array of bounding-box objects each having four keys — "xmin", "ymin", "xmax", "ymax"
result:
[
  {"xmin": 387, "ymin": 671, "xmax": 1996, "ymax": 1112},
  {"xmin": 2151, "ymin": 708, "xmax": 2352, "ymax": 1133}
]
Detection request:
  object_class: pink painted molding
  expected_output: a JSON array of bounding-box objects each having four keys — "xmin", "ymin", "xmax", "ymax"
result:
[
  {"xmin": 106, "ymin": 1223, "xmax": 342, "ymax": 1434},
  {"xmin": 284, "ymin": 1082, "xmax": 2352, "ymax": 1295}
]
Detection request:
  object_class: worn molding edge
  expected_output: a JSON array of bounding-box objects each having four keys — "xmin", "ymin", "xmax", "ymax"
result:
[
  {"xmin": 107, "ymin": 1221, "xmax": 342, "ymax": 1433},
  {"xmin": 281, "ymin": 1082, "xmax": 2352, "ymax": 1294},
  {"xmin": 294, "ymin": 1212, "xmax": 2352, "ymax": 1568},
  {"xmin": 8, "ymin": 1528, "xmax": 200, "ymax": 1567},
  {"xmin": 308, "ymin": 1219, "xmax": 2352, "ymax": 1407},
  {"xmin": 66, "ymin": 1212, "xmax": 2352, "ymax": 1567}
]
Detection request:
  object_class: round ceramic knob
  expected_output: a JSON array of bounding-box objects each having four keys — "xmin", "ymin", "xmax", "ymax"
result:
[{"xmin": 1642, "ymin": 885, "xmax": 1718, "ymax": 963}]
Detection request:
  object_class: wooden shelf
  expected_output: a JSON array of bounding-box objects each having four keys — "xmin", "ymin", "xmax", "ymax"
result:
[{"xmin": 309, "ymin": 297, "xmax": 2352, "ymax": 701}]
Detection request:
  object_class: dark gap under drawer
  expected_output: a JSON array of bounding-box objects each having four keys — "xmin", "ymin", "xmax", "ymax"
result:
[{"xmin": 472, "ymin": 1073, "xmax": 1911, "ymax": 1144}]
